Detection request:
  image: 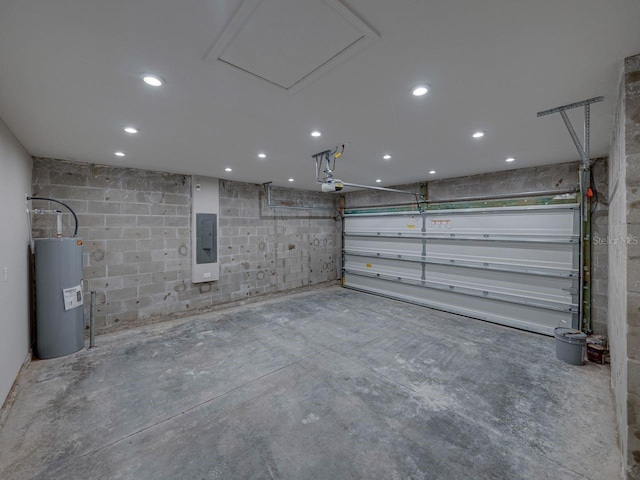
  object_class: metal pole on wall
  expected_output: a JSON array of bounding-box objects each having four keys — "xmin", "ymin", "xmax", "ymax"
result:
[
  {"xmin": 537, "ymin": 96, "xmax": 603, "ymax": 333},
  {"xmin": 90, "ymin": 291, "xmax": 96, "ymax": 348}
]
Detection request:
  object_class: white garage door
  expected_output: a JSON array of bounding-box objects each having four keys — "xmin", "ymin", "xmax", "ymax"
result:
[{"xmin": 342, "ymin": 203, "xmax": 580, "ymax": 335}]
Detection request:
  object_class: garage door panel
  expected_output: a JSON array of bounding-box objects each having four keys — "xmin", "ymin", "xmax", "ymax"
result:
[
  {"xmin": 423, "ymin": 240, "xmax": 576, "ymax": 271},
  {"xmin": 344, "ymin": 255, "xmax": 575, "ymax": 304},
  {"xmin": 345, "ymin": 214, "xmax": 422, "ymax": 233},
  {"xmin": 344, "ymin": 274, "xmax": 573, "ymax": 335},
  {"xmin": 344, "ymin": 206, "xmax": 577, "ymax": 237},
  {"xmin": 423, "ymin": 209, "xmax": 576, "ymax": 236},
  {"xmin": 346, "ymin": 239, "xmax": 577, "ymax": 273},
  {"xmin": 342, "ymin": 204, "xmax": 580, "ymax": 336},
  {"xmin": 344, "ymin": 255, "xmax": 423, "ymax": 280},
  {"xmin": 344, "ymin": 236, "xmax": 422, "ymax": 256}
]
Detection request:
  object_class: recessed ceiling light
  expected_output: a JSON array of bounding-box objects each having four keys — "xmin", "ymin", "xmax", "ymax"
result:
[
  {"xmin": 114, "ymin": 151, "xmax": 125, "ymax": 157},
  {"xmin": 288, "ymin": 178, "xmax": 294, "ymax": 182},
  {"xmin": 225, "ymin": 167, "xmax": 232, "ymax": 172},
  {"xmin": 506, "ymin": 157, "xmax": 515, "ymax": 163},
  {"xmin": 142, "ymin": 75, "xmax": 163, "ymax": 87},
  {"xmin": 429, "ymin": 170, "xmax": 436, "ymax": 175},
  {"xmin": 375, "ymin": 179, "xmax": 382, "ymax": 183},
  {"xmin": 472, "ymin": 131, "xmax": 485, "ymax": 139},
  {"xmin": 124, "ymin": 126, "xmax": 138, "ymax": 134},
  {"xmin": 383, "ymin": 154, "xmax": 392, "ymax": 160},
  {"xmin": 258, "ymin": 153, "xmax": 266, "ymax": 158},
  {"xmin": 310, "ymin": 130, "xmax": 322, "ymax": 137},
  {"xmin": 412, "ymin": 84, "xmax": 429, "ymax": 96}
]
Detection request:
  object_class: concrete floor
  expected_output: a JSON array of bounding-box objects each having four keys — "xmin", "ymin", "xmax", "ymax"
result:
[{"xmin": 0, "ymin": 286, "xmax": 620, "ymax": 480}]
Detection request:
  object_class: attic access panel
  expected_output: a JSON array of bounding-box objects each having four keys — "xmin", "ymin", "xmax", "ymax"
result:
[{"xmin": 206, "ymin": 0, "xmax": 379, "ymax": 94}]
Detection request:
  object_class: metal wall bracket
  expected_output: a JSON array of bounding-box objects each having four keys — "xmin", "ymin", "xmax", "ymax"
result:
[
  {"xmin": 537, "ymin": 96, "xmax": 603, "ymax": 332},
  {"xmin": 537, "ymin": 96, "xmax": 603, "ymax": 167}
]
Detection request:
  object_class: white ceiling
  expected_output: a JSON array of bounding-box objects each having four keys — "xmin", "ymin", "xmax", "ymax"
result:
[{"xmin": 0, "ymin": 0, "xmax": 639, "ymax": 191}]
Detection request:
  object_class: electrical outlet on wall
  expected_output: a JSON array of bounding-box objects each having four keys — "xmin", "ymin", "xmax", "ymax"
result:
[{"xmin": 3, "ymin": 267, "xmax": 7, "ymax": 282}]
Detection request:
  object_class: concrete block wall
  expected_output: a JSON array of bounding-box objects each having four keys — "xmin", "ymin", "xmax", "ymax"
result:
[
  {"xmin": 218, "ymin": 180, "xmax": 340, "ymax": 299},
  {"xmin": 345, "ymin": 160, "xmax": 609, "ymax": 335},
  {"xmin": 609, "ymin": 68, "xmax": 629, "ymax": 479},
  {"xmin": 609, "ymin": 53, "xmax": 640, "ymax": 480},
  {"xmin": 428, "ymin": 161, "xmax": 581, "ymax": 199},
  {"xmin": 591, "ymin": 159, "xmax": 610, "ymax": 336},
  {"xmin": 31, "ymin": 158, "xmax": 340, "ymax": 334}
]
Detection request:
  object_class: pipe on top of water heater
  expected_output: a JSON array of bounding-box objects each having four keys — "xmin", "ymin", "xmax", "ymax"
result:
[{"xmin": 28, "ymin": 196, "xmax": 79, "ymax": 237}]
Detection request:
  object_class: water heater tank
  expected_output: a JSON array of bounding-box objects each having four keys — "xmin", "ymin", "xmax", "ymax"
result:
[{"xmin": 34, "ymin": 238, "xmax": 85, "ymax": 358}]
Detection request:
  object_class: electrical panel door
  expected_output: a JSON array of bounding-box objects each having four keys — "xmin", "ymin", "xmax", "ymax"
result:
[{"xmin": 196, "ymin": 213, "xmax": 217, "ymax": 264}]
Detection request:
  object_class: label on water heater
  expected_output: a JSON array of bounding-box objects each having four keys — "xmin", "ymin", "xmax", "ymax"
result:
[{"xmin": 63, "ymin": 285, "xmax": 83, "ymax": 311}]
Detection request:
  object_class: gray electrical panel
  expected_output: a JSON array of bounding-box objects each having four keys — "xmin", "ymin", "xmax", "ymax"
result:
[
  {"xmin": 196, "ymin": 213, "xmax": 217, "ymax": 264},
  {"xmin": 34, "ymin": 238, "xmax": 85, "ymax": 359},
  {"xmin": 192, "ymin": 176, "xmax": 219, "ymax": 283}
]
